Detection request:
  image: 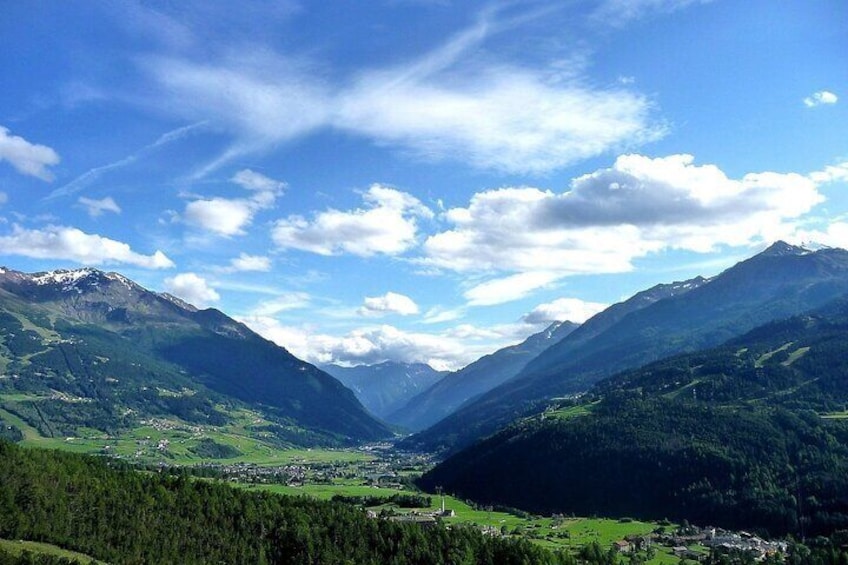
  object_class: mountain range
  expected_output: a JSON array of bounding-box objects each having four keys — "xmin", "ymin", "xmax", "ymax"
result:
[
  {"xmin": 320, "ymin": 361, "xmax": 448, "ymax": 420},
  {"xmin": 405, "ymin": 242, "xmax": 848, "ymax": 454},
  {"xmin": 0, "ymin": 267, "xmax": 391, "ymax": 446},
  {"xmin": 420, "ymin": 293, "xmax": 848, "ymax": 536},
  {"xmin": 388, "ymin": 321, "xmax": 579, "ymax": 432}
]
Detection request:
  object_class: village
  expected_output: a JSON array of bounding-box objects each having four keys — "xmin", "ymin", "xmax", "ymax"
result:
[{"xmin": 170, "ymin": 443, "xmax": 793, "ymax": 563}]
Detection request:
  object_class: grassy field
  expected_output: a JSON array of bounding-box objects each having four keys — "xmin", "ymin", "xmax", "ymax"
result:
[
  {"xmin": 0, "ymin": 538, "xmax": 104, "ymax": 564},
  {"xmin": 238, "ymin": 479, "xmax": 684, "ymax": 563},
  {"xmin": 0, "ymin": 402, "xmax": 371, "ymax": 466}
]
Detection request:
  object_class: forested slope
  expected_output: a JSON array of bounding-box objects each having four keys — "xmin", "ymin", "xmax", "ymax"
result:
[
  {"xmin": 0, "ymin": 441, "xmax": 566, "ymax": 565},
  {"xmin": 421, "ymin": 297, "xmax": 848, "ymax": 537}
]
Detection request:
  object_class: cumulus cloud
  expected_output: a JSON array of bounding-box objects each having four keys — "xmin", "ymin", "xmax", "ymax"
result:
[
  {"xmin": 185, "ymin": 198, "xmax": 254, "ymax": 236},
  {"xmin": 0, "ymin": 225, "xmax": 174, "ymax": 268},
  {"xmin": 142, "ymin": 10, "xmax": 662, "ymax": 175},
  {"xmin": 228, "ymin": 253, "xmax": 271, "ymax": 272},
  {"xmin": 0, "ymin": 126, "xmax": 60, "ymax": 181},
  {"xmin": 423, "ymin": 154, "xmax": 826, "ymax": 297},
  {"xmin": 163, "ymin": 272, "xmax": 220, "ymax": 307},
  {"xmin": 522, "ymin": 297, "xmax": 608, "ymax": 324},
  {"xmin": 240, "ymin": 317, "xmax": 503, "ymax": 371},
  {"xmin": 78, "ymin": 196, "xmax": 121, "ymax": 218},
  {"xmin": 358, "ymin": 292, "xmax": 420, "ymax": 317},
  {"xmin": 804, "ymin": 90, "xmax": 838, "ymax": 108},
  {"xmin": 273, "ymin": 184, "xmax": 432, "ymax": 256},
  {"xmin": 184, "ymin": 168, "xmax": 284, "ymax": 236}
]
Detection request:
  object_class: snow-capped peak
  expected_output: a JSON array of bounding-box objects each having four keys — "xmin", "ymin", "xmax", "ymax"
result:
[{"xmin": 32, "ymin": 268, "xmax": 103, "ymax": 290}]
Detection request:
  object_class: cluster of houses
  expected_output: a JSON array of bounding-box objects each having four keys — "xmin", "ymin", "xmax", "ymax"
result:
[{"xmin": 612, "ymin": 525, "xmax": 788, "ymax": 561}]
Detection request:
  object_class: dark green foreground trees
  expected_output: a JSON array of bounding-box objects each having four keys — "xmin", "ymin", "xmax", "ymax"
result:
[{"xmin": 0, "ymin": 441, "xmax": 565, "ymax": 565}]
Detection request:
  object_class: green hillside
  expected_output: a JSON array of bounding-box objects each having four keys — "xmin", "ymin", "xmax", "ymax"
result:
[
  {"xmin": 421, "ymin": 297, "xmax": 848, "ymax": 537},
  {"xmin": 0, "ymin": 268, "xmax": 390, "ymax": 448},
  {"xmin": 408, "ymin": 243, "xmax": 848, "ymax": 455}
]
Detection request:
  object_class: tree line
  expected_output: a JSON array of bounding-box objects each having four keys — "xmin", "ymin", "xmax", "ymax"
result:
[{"xmin": 0, "ymin": 440, "xmax": 569, "ymax": 564}]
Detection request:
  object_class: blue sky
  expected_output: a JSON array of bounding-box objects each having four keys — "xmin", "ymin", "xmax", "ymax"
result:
[{"xmin": 1, "ymin": 0, "xmax": 846, "ymax": 370}]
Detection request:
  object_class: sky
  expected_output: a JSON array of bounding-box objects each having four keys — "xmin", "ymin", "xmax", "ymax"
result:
[{"xmin": 1, "ymin": 0, "xmax": 846, "ymax": 370}]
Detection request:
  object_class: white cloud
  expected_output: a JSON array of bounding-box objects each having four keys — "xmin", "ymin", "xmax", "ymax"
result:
[
  {"xmin": 228, "ymin": 253, "xmax": 271, "ymax": 272},
  {"xmin": 804, "ymin": 90, "xmax": 838, "ymax": 108},
  {"xmin": 78, "ymin": 196, "xmax": 122, "ymax": 218},
  {"xmin": 809, "ymin": 162, "xmax": 848, "ymax": 184},
  {"xmin": 420, "ymin": 154, "xmax": 828, "ymax": 305},
  {"xmin": 273, "ymin": 184, "xmax": 432, "ymax": 256},
  {"xmin": 163, "ymin": 272, "xmax": 220, "ymax": 307},
  {"xmin": 0, "ymin": 126, "xmax": 60, "ymax": 181},
  {"xmin": 249, "ymin": 292, "xmax": 312, "ymax": 316},
  {"xmin": 142, "ymin": 11, "xmax": 662, "ymax": 175},
  {"xmin": 422, "ymin": 306, "xmax": 466, "ymax": 324},
  {"xmin": 592, "ymin": 0, "xmax": 712, "ymax": 27},
  {"xmin": 241, "ymin": 317, "xmax": 502, "ymax": 371},
  {"xmin": 523, "ymin": 297, "xmax": 608, "ymax": 324},
  {"xmin": 0, "ymin": 225, "xmax": 174, "ymax": 269},
  {"xmin": 49, "ymin": 122, "xmax": 206, "ymax": 200},
  {"xmin": 337, "ymin": 66, "xmax": 661, "ymax": 174},
  {"xmin": 464, "ymin": 272, "xmax": 559, "ymax": 306},
  {"xmin": 232, "ymin": 169, "xmax": 287, "ymax": 193},
  {"xmin": 358, "ymin": 292, "xmax": 419, "ymax": 317},
  {"xmin": 184, "ymin": 168, "xmax": 283, "ymax": 236},
  {"xmin": 185, "ymin": 198, "xmax": 254, "ymax": 236}
]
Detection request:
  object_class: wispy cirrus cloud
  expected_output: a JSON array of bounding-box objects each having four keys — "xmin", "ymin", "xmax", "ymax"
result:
[
  {"xmin": 522, "ymin": 297, "xmax": 608, "ymax": 324},
  {"xmin": 47, "ymin": 122, "xmax": 206, "ymax": 200},
  {"xmin": 78, "ymin": 196, "xmax": 121, "ymax": 218},
  {"xmin": 464, "ymin": 271, "xmax": 560, "ymax": 306},
  {"xmin": 592, "ymin": 0, "xmax": 713, "ymax": 27},
  {"xmin": 140, "ymin": 8, "xmax": 663, "ymax": 175}
]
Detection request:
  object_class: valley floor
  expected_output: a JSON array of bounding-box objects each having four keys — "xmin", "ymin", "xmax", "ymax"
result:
[{"xmin": 0, "ymin": 407, "xmax": 797, "ymax": 564}]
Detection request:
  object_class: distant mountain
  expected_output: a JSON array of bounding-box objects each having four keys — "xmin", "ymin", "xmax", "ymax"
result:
[
  {"xmin": 406, "ymin": 242, "xmax": 848, "ymax": 454},
  {"xmin": 388, "ymin": 321, "xmax": 579, "ymax": 432},
  {"xmin": 0, "ymin": 267, "xmax": 391, "ymax": 445},
  {"xmin": 420, "ymin": 295, "xmax": 848, "ymax": 536},
  {"xmin": 320, "ymin": 361, "xmax": 447, "ymax": 420}
]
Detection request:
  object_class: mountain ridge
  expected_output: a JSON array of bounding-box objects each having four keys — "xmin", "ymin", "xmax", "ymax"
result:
[
  {"xmin": 388, "ymin": 320, "xmax": 579, "ymax": 432},
  {"xmin": 320, "ymin": 360, "xmax": 448, "ymax": 420},
  {"xmin": 420, "ymin": 292, "xmax": 848, "ymax": 536},
  {"xmin": 0, "ymin": 266, "xmax": 391, "ymax": 445},
  {"xmin": 405, "ymin": 242, "xmax": 848, "ymax": 454}
]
